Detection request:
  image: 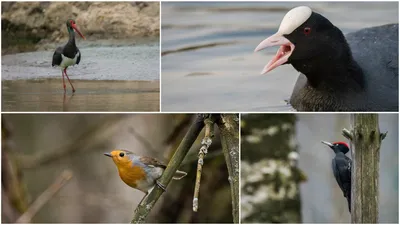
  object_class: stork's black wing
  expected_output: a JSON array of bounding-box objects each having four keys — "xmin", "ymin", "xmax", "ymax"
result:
[
  {"xmin": 52, "ymin": 46, "xmax": 63, "ymax": 66},
  {"xmin": 76, "ymin": 48, "xmax": 81, "ymax": 65}
]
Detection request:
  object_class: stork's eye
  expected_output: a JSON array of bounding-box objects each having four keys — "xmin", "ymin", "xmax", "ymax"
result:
[
  {"xmin": 304, "ymin": 27, "xmax": 311, "ymax": 35},
  {"xmin": 119, "ymin": 152, "xmax": 125, "ymax": 157}
]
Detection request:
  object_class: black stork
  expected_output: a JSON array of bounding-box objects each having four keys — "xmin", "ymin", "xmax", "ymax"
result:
[{"xmin": 52, "ymin": 19, "xmax": 85, "ymax": 93}]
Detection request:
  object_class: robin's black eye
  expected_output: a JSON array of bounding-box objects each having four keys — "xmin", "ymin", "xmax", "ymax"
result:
[
  {"xmin": 119, "ymin": 152, "xmax": 125, "ymax": 157},
  {"xmin": 304, "ymin": 27, "xmax": 311, "ymax": 35}
]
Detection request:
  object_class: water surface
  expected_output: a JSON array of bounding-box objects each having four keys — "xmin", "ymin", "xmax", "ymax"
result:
[
  {"xmin": 2, "ymin": 41, "xmax": 160, "ymax": 111},
  {"xmin": 2, "ymin": 79, "xmax": 159, "ymax": 111}
]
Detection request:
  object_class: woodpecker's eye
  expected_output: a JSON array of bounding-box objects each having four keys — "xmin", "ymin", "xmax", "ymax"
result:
[
  {"xmin": 119, "ymin": 152, "xmax": 125, "ymax": 157},
  {"xmin": 304, "ymin": 27, "xmax": 311, "ymax": 35}
]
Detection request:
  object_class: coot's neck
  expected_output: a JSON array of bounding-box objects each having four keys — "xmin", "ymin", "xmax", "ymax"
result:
[{"xmin": 291, "ymin": 40, "xmax": 365, "ymax": 91}]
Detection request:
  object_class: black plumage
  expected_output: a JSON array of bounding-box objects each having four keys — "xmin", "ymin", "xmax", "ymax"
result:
[
  {"xmin": 255, "ymin": 6, "xmax": 398, "ymax": 111},
  {"xmin": 322, "ymin": 141, "xmax": 352, "ymax": 212},
  {"xmin": 52, "ymin": 19, "xmax": 85, "ymax": 93}
]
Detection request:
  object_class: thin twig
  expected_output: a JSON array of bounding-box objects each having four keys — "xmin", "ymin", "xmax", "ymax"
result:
[
  {"xmin": 131, "ymin": 115, "xmax": 205, "ymax": 223},
  {"xmin": 16, "ymin": 170, "xmax": 73, "ymax": 223},
  {"xmin": 193, "ymin": 118, "xmax": 214, "ymax": 212}
]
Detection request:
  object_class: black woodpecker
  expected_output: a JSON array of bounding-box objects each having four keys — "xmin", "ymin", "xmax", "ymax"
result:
[{"xmin": 321, "ymin": 141, "xmax": 352, "ymax": 212}]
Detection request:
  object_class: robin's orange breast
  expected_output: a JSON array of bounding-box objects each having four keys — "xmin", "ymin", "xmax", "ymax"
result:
[{"xmin": 118, "ymin": 165, "xmax": 147, "ymax": 189}]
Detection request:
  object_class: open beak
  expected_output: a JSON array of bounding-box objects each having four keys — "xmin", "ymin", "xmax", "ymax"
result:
[
  {"xmin": 321, "ymin": 141, "xmax": 334, "ymax": 147},
  {"xmin": 104, "ymin": 153, "xmax": 112, "ymax": 157},
  {"xmin": 254, "ymin": 33, "xmax": 295, "ymax": 74},
  {"xmin": 71, "ymin": 23, "xmax": 86, "ymax": 40}
]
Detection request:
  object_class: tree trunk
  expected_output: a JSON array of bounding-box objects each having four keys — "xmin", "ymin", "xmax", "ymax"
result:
[
  {"xmin": 241, "ymin": 114, "xmax": 301, "ymax": 223},
  {"xmin": 350, "ymin": 114, "xmax": 380, "ymax": 223}
]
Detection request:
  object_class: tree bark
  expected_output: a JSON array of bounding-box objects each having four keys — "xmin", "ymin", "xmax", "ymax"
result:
[
  {"xmin": 217, "ymin": 114, "xmax": 239, "ymax": 223},
  {"xmin": 350, "ymin": 114, "xmax": 380, "ymax": 223}
]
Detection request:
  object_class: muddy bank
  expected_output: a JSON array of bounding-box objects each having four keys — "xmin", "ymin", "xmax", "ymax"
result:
[
  {"xmin": 2, "ymin": 79, "xmax": 159, "ymax": 112},
  {"xmin": 2, "ymin": 2, "xmax": 160, "ymax": 54}
]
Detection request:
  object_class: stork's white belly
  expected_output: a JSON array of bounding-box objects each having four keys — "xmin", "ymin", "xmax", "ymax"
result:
[{"xmin": 60, "ymin": 52, "xmax": 79, "ymax": 68}]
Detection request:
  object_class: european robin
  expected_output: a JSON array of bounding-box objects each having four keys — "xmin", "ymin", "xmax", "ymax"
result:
[{"xmin": 104, "ymin": 149, "xmax": 187, "ymax": 193}]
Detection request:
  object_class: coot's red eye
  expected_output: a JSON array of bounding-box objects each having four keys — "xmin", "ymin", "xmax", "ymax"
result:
[{"xmin": 304, "ymin": 27, "xmax": 311, "ymax": 35}]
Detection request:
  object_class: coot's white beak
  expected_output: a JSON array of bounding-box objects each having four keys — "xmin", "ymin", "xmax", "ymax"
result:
[{"xmin": 254, "ymin": 33, "xmax": 295, "ymax": 74}]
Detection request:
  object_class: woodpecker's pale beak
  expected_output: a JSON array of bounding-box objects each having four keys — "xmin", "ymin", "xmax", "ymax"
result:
[
  {"xmin": 104, "ymin": 153, "xmax": 112, "ymax": 157},
  {"xmin": 321, "ymin": 141, "xmax": 334, "ymax": 147}
]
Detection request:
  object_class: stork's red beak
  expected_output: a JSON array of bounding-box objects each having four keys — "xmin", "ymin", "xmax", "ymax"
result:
[
  {"xmin": 71, "ymin": 23, "xmax": 86, "ymax": 40},
  {"xmin": 254, "ymin": 33, "xmax": 295, "ymax": 74}
]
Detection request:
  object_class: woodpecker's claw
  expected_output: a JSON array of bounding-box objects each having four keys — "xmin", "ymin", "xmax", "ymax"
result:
[{"xmin": 156, "ymin": 180, "xmax": 166, "ymax": 192}]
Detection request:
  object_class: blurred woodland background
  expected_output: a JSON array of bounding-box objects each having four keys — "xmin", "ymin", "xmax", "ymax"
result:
[
  {"xmin": 241, "ymin": 114, "xmax": 398, "ymax": 223},
  {"xmin": 2, "ymin": 114, "xmax": 233, "ymax": 223}
]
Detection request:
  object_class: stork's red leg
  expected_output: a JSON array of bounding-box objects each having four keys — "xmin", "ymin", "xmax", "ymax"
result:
[
  {"xmin": 63, "ymin": 68, "xmax": 76, "ymax": 93},
  {"xmin": 62, "ymin": 70, "xmax": 66, "ymax": 93}
]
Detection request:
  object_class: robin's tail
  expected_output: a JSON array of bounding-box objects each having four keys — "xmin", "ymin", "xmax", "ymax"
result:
[{"xmin": 172, "ymin": 170, "xmax": 187, "ymax": 180}]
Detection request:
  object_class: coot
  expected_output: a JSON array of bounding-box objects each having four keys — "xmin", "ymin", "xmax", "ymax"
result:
[{"xmin": 254, "ymin": 6, "xmax": 398, "ymax": 111}]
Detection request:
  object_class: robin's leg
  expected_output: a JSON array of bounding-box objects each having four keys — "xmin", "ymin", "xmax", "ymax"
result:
[
  {"xmin": 156, "ymin": 180, "xmax": 166, "ymax": 192},
  {"xmin": 136, "ymin": 193, "xmax": 149, "ymax": 208}
]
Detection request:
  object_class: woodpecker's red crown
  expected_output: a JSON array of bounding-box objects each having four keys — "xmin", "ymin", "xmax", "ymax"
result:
[{"xmin": 332, "ymin": 141, "xmax": 349, "ymax": 149}]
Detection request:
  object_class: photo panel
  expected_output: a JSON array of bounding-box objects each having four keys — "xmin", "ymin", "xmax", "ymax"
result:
[
  {"xmin": 241, "ymin": 113, "xmax": 398, "ymax": 223},
  {"xmin": 2, "ymin": 114, "xmax": 239, "ymax": 223},
  {"xmin": 2, "ymin": 2, "xmax": 160, "ymax": 112}
]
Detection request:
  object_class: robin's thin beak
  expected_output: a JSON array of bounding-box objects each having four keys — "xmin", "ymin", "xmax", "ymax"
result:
[
  {"xmin": 104, "ymin": 153, "xmax": 112, "ymax": 157},
  {"xmin": 321, "ymin": 140, "xmax": 334, "ymax": 147}
]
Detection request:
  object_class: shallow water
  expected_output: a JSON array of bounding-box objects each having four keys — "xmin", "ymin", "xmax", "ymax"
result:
[
  {"xmin": 2, "ymin": 79, "xmax": 159, "ymax": 111},
  {"xmin": 2, "ymin": 41, "xmax": 160, "ymax": 111},
  {"xmin": 161, "ymin": 2, "xmax": 398, "ymax": 112}
]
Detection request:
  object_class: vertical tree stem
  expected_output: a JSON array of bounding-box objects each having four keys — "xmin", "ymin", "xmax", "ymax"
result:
[
  {"xmin": 350, "ymin": 114, "xmax": 380, "ymax": 223},
  {"xmin": 193, "ymin": 118, "xmax": 214, "ymax": 212},
  {"xmin": 217, "ymin": 114, "xmax": 239, "ymax": 223}
]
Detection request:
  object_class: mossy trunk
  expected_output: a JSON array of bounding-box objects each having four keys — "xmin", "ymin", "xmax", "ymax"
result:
[
  {"xmin": 241, "ymin": 114, "xmax": 301, "ymax": 223},
  {"xmin": 350, "ymin": 114, "xmax": 380, "ymax": 223}
]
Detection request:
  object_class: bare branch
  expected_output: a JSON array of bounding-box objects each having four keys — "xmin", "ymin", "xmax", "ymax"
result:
[
  {"xmin": 341, "ymin": 128, "xmax": 353, "ymax": 141},
  {"xmin": 193, "ymin": 118, "xmax": 215, "ymax": 212},
  {"xmin": 16, "ymin": 170, "xmax": 73, "ymax": 223},
  {"xmin": 217, "ymin": 114, "xmax": 240, "ymax": 223}
]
